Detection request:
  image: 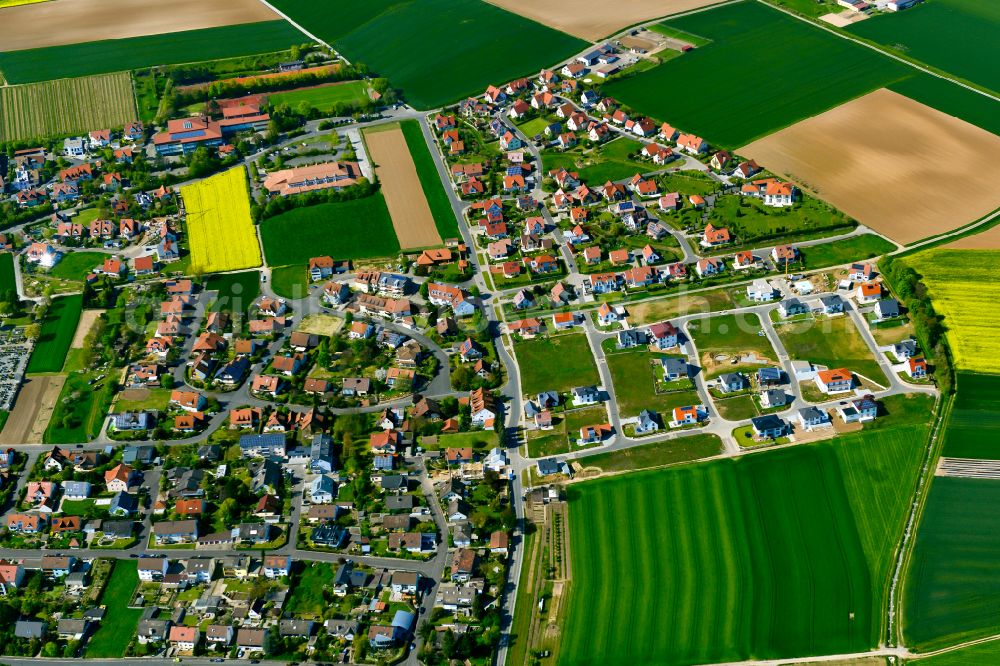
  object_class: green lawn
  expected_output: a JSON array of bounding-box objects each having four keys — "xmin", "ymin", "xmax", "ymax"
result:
[
  {"xmin": 399, "ymin": 119, "xmax": 460, "ymax": 239},
  {"xmin": 27, "ymin": 293, "xmax": 82, "ymax": 373},
  {"xmin": 114, "ymin": 387, "xmax": 171, "ymax": 412},
  {"xmin": 270, "ymin": 264, "xmax": 310, "ymax": 300},
  {"xmin": 657, "ymin": 169, "xmax": 719, "ymax": 197},
  {"xmin": 48, "ymin": 251, "xmax": 105, "ymax": 281},
  {"xmin": 205, "ymin": 270, "xmax": 260, "ymax": 313},
  {"xmin": 578, "ymin": 138, "xmax": 647, "ymax": 183},
  {"xmin": 261, "ymin": 194, "xmax": 400, "ymax": 265},
  {"xmin": 421, "ymin": 430, "xmax": 498, "ymax": 451},
  {"xmin": 577, "ymin": 434, "xmax": 723, "ymax": 474},
  {"xmin": 603, "ymin": 2, "xmax": 913, "ymax": 147},
  {"xmin": 86, "ymin": 560, "xmax": 142, "ymax": 658},
  {"xmin": 286, "ymin": 562, "xmax": 334, "ymax": 618},
  {"xmin": 267, "ymin": 0, "xmax": 586, "ymax": 109},
  {"xmin": 605, "ymin": 348, "xmax": 699, "ymax": 418},
  {"xmin": 708, "ymin": 195, "xmax": 854, "ymax": 245},
  {"xmin": 269, "ymin": 80, "xmax": 370, "ymax": 111},
  {"xmin": 0, "ymin": 21, "xmax": 303, "ymax": 84},
  {"xmin": 515, "ymin": 333, "xmax": 599, "ymax": 395},
  {"xmin": 0, "ymin": 252, "xmax": 14, "ymax": 293},
  {"xmin": 515, "ymin": 116, "xmax": 550, "ymax": 138},
  {"xmin": 801, "ymin": 234, "xmax": 896, "ymax": 270},
  {"xmin": 849, "ymin": 0, "xmax": 1000, "ymax": 94},
  {"xmin": 560, "ymin": 424, "xmax": 928, "ymax": 665},
  {"xmin": 775, "ymin": 313, "xmax": 888, "ymax": 386},
  {"xmin": 941, "ymin": 372, "xmax": 1000, "ymax": 460},
  {"xmin": 903, "ymin": 477, "xmax": 1000, "ymax": 651}
]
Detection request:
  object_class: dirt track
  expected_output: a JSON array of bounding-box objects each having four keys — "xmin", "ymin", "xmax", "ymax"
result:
[
  {"xmin": 485, "ymin": 0, "xmax": 724, "ymax": 41},
  {"xmin": 0, "ymin": 0, "xmax": 277, "ymax": 52},
  {"xmin": 71, "ymin": 309, "xmax": 102, "ymax": 348},
  {"xmin": 364, "ymin": 127, "xmax": 442, "ymax": 250},
  {"xmin": 0, "ymin": 375, "xmax": 64, "ymax": 445},
  {"xmin": 740, "ymin": 88, "xmax": 1000, "ymax": 246}
]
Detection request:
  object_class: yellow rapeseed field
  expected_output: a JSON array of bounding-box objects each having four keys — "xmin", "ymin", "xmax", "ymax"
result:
[
  {"xmin": 182, "ymin": 166, "xmax": 261, "ymax": 274},
  {"xmin": 906, "ymin": 249, "xmax": 1000, "ymax": 374}
]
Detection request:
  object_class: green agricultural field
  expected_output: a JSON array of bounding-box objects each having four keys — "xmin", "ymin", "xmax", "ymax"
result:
[
  {"xmin": 267, "ymin": 0, "xmax": 587, "ymax": 108},
  {"xmin": 205, "ymin": 271, "xmax": 261, "ymax": 314},
  {"xmin": 903, "ymin": 477, "xmax": 1000, "ymax": 651},
  {"xmin": 86, "ymin": 560, "xmax": 142, "ymax": 658},
  {"xmin": 0, "ymin": 72, "xmax": 136, "ymax": 142},
  {"xmin": 399, "ymin": 119, "xmax": 460, "ymax": 239},
  {"xmin": 849, "ymin": 0, "xmax": 1000, "ymax": 94},
  {"xmin": 260, "ymin": 194, "xmax": 400, "ymax": 266},
  {"xmin": 269, "ymin": 264, "xmax": 310, "ymax": 300},
  {"xmin": 0, "ymin": 21, "xmax": 302, "ymax": 84},
  {"xmin": 775, "ymin": 314, "xmax": 888, "ymax": 386},
  {"xmin": 269, "ymin": 80, "xmax": 370, "ymax": 111},
  {"xmin": 940, "ymin": 372, "xmax": 1000, "ymax": 459},
  {"xmin": 602, "ymin": 2, "xmax": 912, "ymax": 147},
  {"xmin": 27, "ymin": 293, "xmax": 82, "ymax": 373},
  {"xmin": 888, "ymin": 75, "xmax": 1000, "ymax": 137},
  {"xmin": 605, "ymin": 348, "xmax": 699, "ymax": 417},
  {"xmin": 561, "ymin": 425, "xmax": 928, "ymax": 665},
  {"xmin": 687, "ymin": 312, "xmax": 777, "ymax": 377},
  {"xmin": 902, "ymin": 250, "xmax": 1000, "ymax": 374},
  {"xmin": 801, "ymin": 234, "xmax": 896, "ymax": 270},
  {"xmin": 0, "ymin": 252, "xmax": 14, "ymax": 294},
  {"xmin": 515, "ymin": 333, "xmax": 599, "ymax": 395},
  {"xmin": 905, "ymin": 639, "xmax": 1000, "ymax": 665},
  {"xmin": 48, "ymin": 251, "xmax": 105, "ymax": 281}
]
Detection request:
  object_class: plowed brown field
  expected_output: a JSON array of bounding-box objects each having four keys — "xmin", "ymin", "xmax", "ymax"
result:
[
  {"xmin": 740, "ymin": 88, "xmax": 1000, "ymax": 246},
  {"xmin": 365, "ymin": 126, "xmax": 442, "ymax": 250},
  {"xmin": 0, "ymin": 0, "xmax": 277, "ymax": 52},
  {"xmin": 485, "ymin": 0, "xmax": 725, "ymax": 41},
  {"xmin": 0, "ymin": 375, "xmax": 64, "ymax": 445}
]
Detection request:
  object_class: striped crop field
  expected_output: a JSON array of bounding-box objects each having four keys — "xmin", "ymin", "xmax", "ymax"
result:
[
  {"xmin": 0, "ymin": 72, "xmax": 136, "ymax": 142},
  {"xmin": 182, "ymin": 167, "xmax": 261, "ymax": 274},
  {"xmin": 559, "ymin": 425, "xmax": 928, "ymax": 665}
]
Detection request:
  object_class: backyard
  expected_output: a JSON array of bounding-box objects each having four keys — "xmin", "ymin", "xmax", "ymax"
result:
[{"xmin": 86, "ymin": 560, "xmax": 142, "ymax": 658}]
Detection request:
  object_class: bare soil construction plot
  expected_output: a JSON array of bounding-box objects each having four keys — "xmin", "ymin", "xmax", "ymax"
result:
[
  {"xmin": 484, "ymin": 0, "xmax": 726, "ymax": 41},
  {"xmin": 820, "ymin": 11, "xmax": 869, "ymax": 28},
  {"xmin": 364, "ymin": 126, "xmax": 442, "ymax": 250},
  {"xmin": 741, "ymin": 88, "xmax": 1000, "ymax": 246},
  {"xmin": 0, "ymin": 0, "xmax": 277, "ymax": 52},
  {"xmin": 0, "ymin": 375, "xmax": 64, "ymax": 445}
]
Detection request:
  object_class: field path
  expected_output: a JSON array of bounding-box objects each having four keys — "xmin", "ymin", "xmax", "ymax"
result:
[{"xmin": 364, "ymin": 126, "xmax": 442, "ymax": 250}]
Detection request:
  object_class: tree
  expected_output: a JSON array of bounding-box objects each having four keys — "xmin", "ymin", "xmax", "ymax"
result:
[{"xmin": 23, "ymin": 323, "xmax": 41, "ymax": 341}]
